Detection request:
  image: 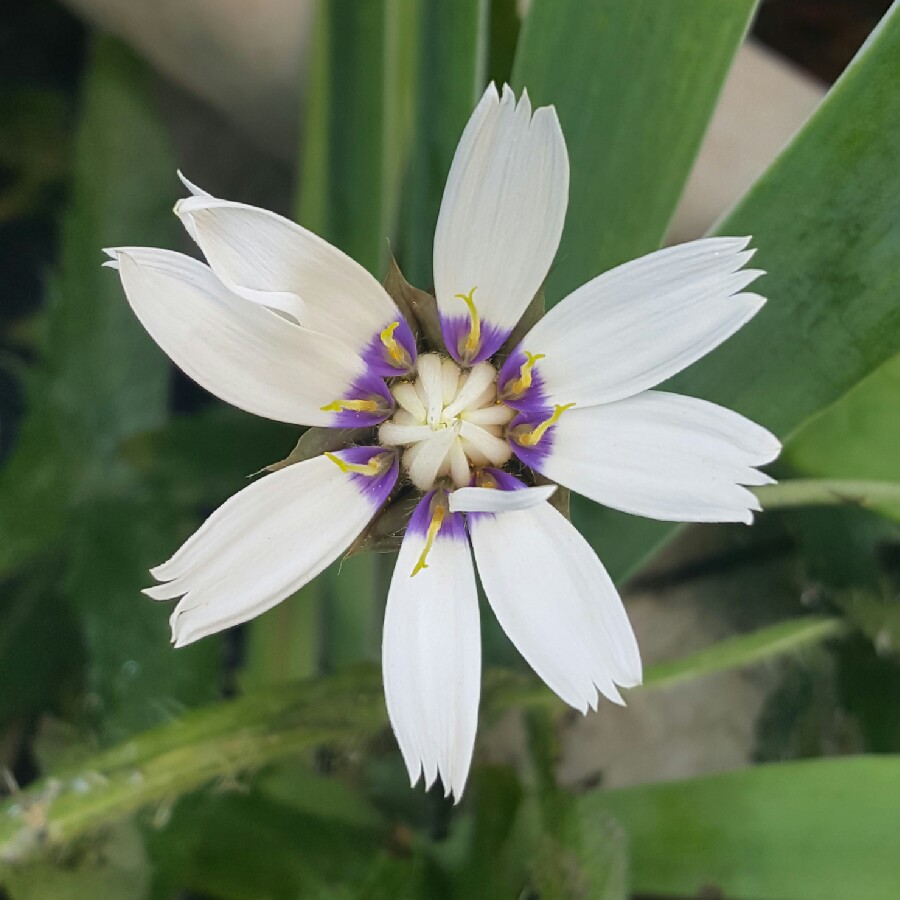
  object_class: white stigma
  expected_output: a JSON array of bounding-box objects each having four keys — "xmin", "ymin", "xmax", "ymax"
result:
[{"xmin": 379, "ymin": 353, "xmax": 515, "ymax": 490}]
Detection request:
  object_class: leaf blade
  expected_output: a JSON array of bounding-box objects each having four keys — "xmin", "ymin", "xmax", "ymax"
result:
[
  {"xmin": 593, "ymin": 756, "xmax": 900, "ymax": 899},
  {"xmin": 511, "ymin": 0, "xmax": 756, "ymax": 305},
  {"xmin": 578, "ymin": 5, "xmax": 900, "ymax": 581}
]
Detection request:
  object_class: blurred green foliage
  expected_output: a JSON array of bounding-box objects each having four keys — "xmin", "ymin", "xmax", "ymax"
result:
[{"xmin": 0, "ymin": 0, "xmax": 898, "ymax": 898}]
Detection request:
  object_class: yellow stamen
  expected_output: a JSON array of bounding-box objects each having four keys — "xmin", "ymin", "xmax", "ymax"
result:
[
  {"xmin": 475, "ymin": 470, "xmax": 498, "ymax": 489},
  {"xmin": 379, "ymin": 321, "xmax": 411, "ymax": 369},
  {"xmin": 455, "ymin": 287, "xmax": 481, "ymax": 359},
  {"xmin": 320, "ymin": 398, "xmax": 383, "ymax": 414},
  {"xmin": 502, "ymin": 351, "xmax": 545, "ymax": 399},
  {"xmin": 324, "ymin": 451, "xmax": 388, "ymax": 477},
  {"xmin": 512, "ymin": 403, "xmax": 576, "ymax": 447},
  {"xmin": 411, "ymin": 503, "xmax": 446, "ymax": 577}
]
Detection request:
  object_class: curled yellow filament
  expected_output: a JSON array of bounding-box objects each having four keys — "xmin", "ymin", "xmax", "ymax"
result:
[
  {"xmin": 455, "ymin": 287, "xmax": 481, "ymax": 360},
  {"xmin": 411, "ymin": 503, "xmax": 447, "ymax": 576},
  {"xmin": 379, "ymin": 321, "xmax": 411, "ymax": 369},
  {"xmin": 513, "ymin": 403, "xmax": 576, "ymax": 447},
  {"xmin": 324, "ymin": 451, "xmax": 389, "ymax": 477},
  {"xmin": 320, "ymin": 398, "xmax": 383, "ymax": 414},
  {"xmin": 502, "ymin": 350, "xmax": 545, "ymax": 399}
]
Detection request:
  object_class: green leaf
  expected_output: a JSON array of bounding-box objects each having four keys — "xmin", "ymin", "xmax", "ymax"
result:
[
  {"xmin": 2, "ymin": 822, "xmax": 150, "ymax": 900},
  {"xmin": 511, "ymin": 0, "xmax": 756, "ymax": 305},
  {"xmin": 0, "ymin": 37, "xmax": 223, "ymax": 740},
  {"xmin": 0, "ymin": 634, "xmax": 871, "ymax": 874},
  {"xmin": 0, "ymin": 566, "xmax": 83, "ymax": 725},
  {"xmin": 0, "ymin": 668, "xmax": 387, "ymax": 867},
  {"xmin": 147, "ymin": 789, "xmax": 383, "ymax": 900},
  {"xmin": 0, "ymin": 665, "xmax": 602, "ymax": 867},
  {"xmin": 0, "ymin": 37, "xmax": 178, "ymax": 578},
  {"xmin": 643, "ymin": 617, "xmax": 846, "ymax": 690},
  {"xmin": 578, "ymin": 5, "xmax": 900, "ymax": 580},
  {"xmin": 0, "ymin": 86, "xmax": 70, "ymax": 222},
  {"xmin": 784, "ymin": 353, "xmax": 900, "ymax": 521},
  {"xmin": 593, "ymin": 756, "xmax": 900, "ymax": 899},
  {"xmin": 523, "ymin": 710, "xmax": 628, "ymax": 900},
  {"xmin": 67, "ymin": 499, "xmax": 221, "ymax": 741},
  {"xmin": 123, "ymin": 407, "xmax": 295, "ymax": 509},
  {"xmin": 754, "ymin": 479, "xmax": 900, "ymax": 512},
  {"xmin": 298, "ymin": 0, "xmax": 415, "ymax": 276},
  {"xmin": 398, "ymin": 0, "xmax": 488, "ymax": 285},
  {"xmin": 483, "ymin": 615, "xmax": 848, "ymax": 718},
  {"xmin": 42, "ymin": 38, "xmax": 177, "ymax": 482},
  {"xmin": 452, "ymin": 766, "xmax": 527, "ymax": 899},
  {"xmin": 838, "ymin": 587, "xmax": 900, "ymax": 655},
  {"xmin": 530, "ymin": 805, "xmax": 628, "ymax": 900}
]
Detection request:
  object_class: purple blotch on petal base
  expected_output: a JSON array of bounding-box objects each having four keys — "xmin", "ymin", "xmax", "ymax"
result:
[
  {"xmin": 440, "ymin": 315, "xmax": 510, "ymax": 365},
  {"xmin": 332, "ymin": 371, "xmax": 394, "ymax": 427},
  {"xmin": 407, "ymin": 490, "xmax": 467, "ymax": 542},
  {"xmin": 482, "ymin": 468, "xmax": 526, "ymax": 492},
  {"xmin": 362, "ymin": 316, "xmax": 418, "ymax": 378},
  {"xmin": 508, "ymin": 410, "xmax": 555, "ymax": 472},
  {"xmin": 497, "ymin": 345, "xmax": 550, "ymax": 413},
  {"xmin": 334, "ymin": 445, "xmax": 399, "ymax": 505}
]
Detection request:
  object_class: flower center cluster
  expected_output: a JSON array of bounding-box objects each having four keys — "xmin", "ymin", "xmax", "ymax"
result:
[{"xmin": 378, "ymin": 353, "xmax": 515, "ymax": 490}]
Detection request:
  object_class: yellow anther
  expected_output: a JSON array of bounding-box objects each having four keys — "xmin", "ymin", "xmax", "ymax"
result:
[
  {"xmin": 503, "ymin": 351, "xmax": 545, "ymax": 399},
  {"xmin": 320, "ymin": 398, "xmax": 383, "ymax": 414},
  {"xmin": 455, "ymin": 287, "xmax": 481, "ymax": 359},
  {"xmin": 475, "ymin": 470, "xmax": 498, "ymax": 489},
  {"xmin": 324, "ymin": 451, "xmax": 388, "ymax": 477},
  {"xmin": 411, "ymin": 503, "xmax": 447, "ymax": 577},
  {"xmin": 379, "ymin": 321, "xmax": 411, "ymax": 368},
  {"xmin": 513, "ymin": 403, "xmax": 576, "ymax": 448}
]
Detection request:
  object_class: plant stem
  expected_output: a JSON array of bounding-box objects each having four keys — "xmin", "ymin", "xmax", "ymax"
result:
[{"xmin": 754, "ymin": 479, "xmax": 900, "ymax": 511}]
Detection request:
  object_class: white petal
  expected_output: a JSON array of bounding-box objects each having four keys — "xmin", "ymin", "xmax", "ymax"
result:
[
  {"xmin": 389, "ymin": 409, "xmax": 420, "ymax": 427},
  {"xmin": 107, "ymin": 248, "xmax": 365, "ymax": 426},
  {"xmin": 407, "ymin": 427, "xmax": 457, "ymax": 491},
  {"xmin": 449, "ymin": 484, "xmax": 556, "ymax": 513},
  {"xmin": 392, "ymin": 381, "xmax": 426, "ymax": 420},
  {"xmin": 448, "ymin": 438, "xmax": 471, "ymax": 488},
  {"xmin": 471, "ymin": 501, "xmax": 641, "ymax": 710},
  {"xmin": 176, "ymin": 170, "xmax": 213, "ymax": 198},
  {"xmin": 528, "ymin": 391, "xmax": 780, "ymax": 524},
  {"xmin": 378, "ymin": 423, "xmax": 434, "ymax": 446},
  {"xmin": 460, "ymin": 404, "xmax": 516, "ymax": 426},
  {"xmin": 443, "ymin": 362, "xmax": 497, "ymax": 417},
  {"xmin": 441, "ymin": 358, "xmax": 460, "ymax": 403},
  {"xmin": 507, "ymin": 237, "xmax": 764, "ymax": 407},
  {"xmin": 433, "ymin": 83, "xmax": 569, "ymax": 354},
  {"xmin": 416, "ymin": 353, "xmax": 445, "ymax": 427},
  {"xmin": 382, "ymin": 507, "xmax": 480, "ymax": 800},
  {"xmin": 175, "ymin": 195, "xmax": 401, "ymax": 350},
  {"xmin": 151, "ymin": 450, "xmax": 397, "ymax": 646},
  {"xmin": 458, "ymin": 420, "xmax": 512, "ymax": 467}
]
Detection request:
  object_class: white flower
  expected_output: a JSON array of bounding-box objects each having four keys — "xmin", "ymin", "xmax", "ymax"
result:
[{"xmin": 105, "ymin": 83, "xmax": 780, "ymax": 801}]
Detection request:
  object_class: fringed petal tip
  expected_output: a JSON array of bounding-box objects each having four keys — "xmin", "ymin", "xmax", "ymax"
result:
[
  {"xmin": 141, "ymin": 583, "xmax": 175, "ymax": 602},
  {"xmin": 524, "ymin": 392, "xmax": 782, "ymax": 526},
  {"xmin": 469, "ymin": 499, "xmax": 642, "ymax": 714},
  {"xmin": 109, "ymin": 246, "xmax": 368, "ymax": 426},
  {"xmin": 383, "ymin": 495, "xmax": 480, "ymax": 805},
  {"xmin": 144, "ymin": 452, "xmax": 396, "ymax": 652},
  {"xmin": 433, "ymin": 77, "xmax": 569, "ymax": 345},
  {"xmin": 402, "ymin": 758, "xmax": 468, "ymax": 805},
  {"xmin": 517, "ymin": 237, "xmax": 771, "ymax": 410},
  {"xmin": 176, "ymin": 169, "xmax": 213, "ymax": 198},
  {"xmin": 101, "ymin": 247, "xmax": 120, "ymax": 268}
]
